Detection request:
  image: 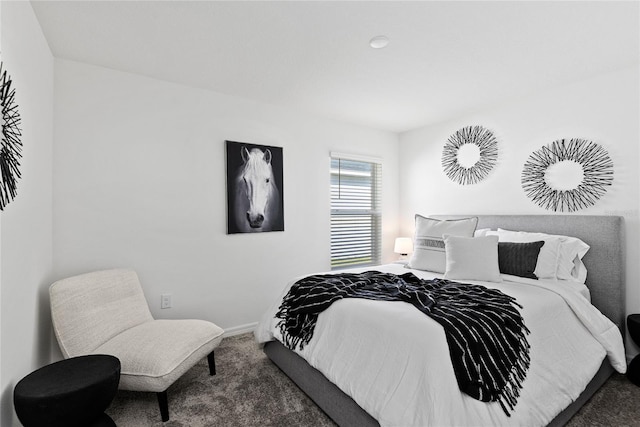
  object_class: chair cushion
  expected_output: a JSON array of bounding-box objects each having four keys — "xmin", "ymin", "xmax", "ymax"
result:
[
  {"xmin": 50, "ymin": 269, "xmax": 154, "ymax": 357},
  {"xmin": 92, "ymin": 319, "xmax": 224, "ymax": 392}
]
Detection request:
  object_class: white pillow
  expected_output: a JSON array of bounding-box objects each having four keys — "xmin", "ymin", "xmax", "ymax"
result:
[
  {"xmin": 408, "ymin": 215, "xmax": 478, "ymax": 273},
  {"xmin": 496, "ymin": 228, "xmax": 589, "ymax": 282},
  {"xmin": 572, "ymin": 258, "xmax": 588, "ymax": 284},
  {"xmin": 493, "ymin": 229, "xmax": 561, "ymax": 279},
  {"xmin": 474, "ymin": 228, "xmax": 491, "ymax": 237},
  {"xmin": 556, "ymin": 237, "xmax": 590, "ymax": 282},
  {"xmin": 443, "ymin": 235, "xmax": 501, "ymax": 282}
]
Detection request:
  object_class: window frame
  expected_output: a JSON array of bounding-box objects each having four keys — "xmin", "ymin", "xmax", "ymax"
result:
[{"xmin": 330, "ymin": 152, "xmax": 382, "ymax": 270}]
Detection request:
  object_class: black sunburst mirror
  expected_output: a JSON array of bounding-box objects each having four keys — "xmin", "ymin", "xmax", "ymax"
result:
[
  {"xmin": 0, "ymin": 61, "xmax": 22, "ymax": 210},
  {"xmin": 442, "ymin": 125, "xmax": 498, "ymax": 185},
  {"xmin": 521, "ymin": 138, "xmax": 613, "ymax": 212}
]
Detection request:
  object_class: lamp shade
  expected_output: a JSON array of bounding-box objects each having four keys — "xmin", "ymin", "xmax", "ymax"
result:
[{"xmin": 394, "ymin": 237, "xmax": 413, "ymax": 255}]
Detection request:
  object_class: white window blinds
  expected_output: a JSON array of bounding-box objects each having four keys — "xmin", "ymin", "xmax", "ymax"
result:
[{"xmin": 330, "ymin": 154, "xmax": 382, "ymax": 269}]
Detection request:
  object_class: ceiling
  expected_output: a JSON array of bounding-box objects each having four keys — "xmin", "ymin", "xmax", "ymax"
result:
[{"xmin": 31, "ymin": 1, "xmax": 639, "ymax": 133}]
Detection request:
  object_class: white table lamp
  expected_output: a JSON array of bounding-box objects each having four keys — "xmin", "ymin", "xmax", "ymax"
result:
[{"xmin": 394, "ymin": 237, "xmax": 413, "ymax": 260}]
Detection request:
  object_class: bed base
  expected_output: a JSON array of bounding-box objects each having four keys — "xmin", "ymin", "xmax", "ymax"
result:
[
  {"xmin": 264, "ymin": 339, "xmax": 378, "ymax": 427},
  {"xmin": 264, "ymin": 339, "xmax": 614, "ymax": 427}
]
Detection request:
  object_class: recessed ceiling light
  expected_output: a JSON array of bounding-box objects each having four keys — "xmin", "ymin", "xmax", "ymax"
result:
[{"xmin": 369, "ymin": 35, "xmax": 389, "ymax": 49}]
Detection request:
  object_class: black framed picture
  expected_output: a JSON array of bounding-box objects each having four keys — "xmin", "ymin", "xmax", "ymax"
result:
[{"xmin": 226, "ymin": 140, "xmax": 284, "ymax": 233}]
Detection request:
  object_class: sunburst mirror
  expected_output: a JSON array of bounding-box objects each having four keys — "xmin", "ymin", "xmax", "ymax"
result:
[
  {"xmin": 442, "ymin": 125, "xmax": 498, "ymax": 185},
  {"xmin": 0, "ymin": 61, "xmax": 22, "ymax": 210},
  {"xmin": 521, "ymin": 138, "xmax": 613, "ymax": 212}
]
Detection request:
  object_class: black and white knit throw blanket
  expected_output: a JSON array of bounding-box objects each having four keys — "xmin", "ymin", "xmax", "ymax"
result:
[{"xmin": 276, "ymin": 271, "xmax": 530, "ymax": 416}]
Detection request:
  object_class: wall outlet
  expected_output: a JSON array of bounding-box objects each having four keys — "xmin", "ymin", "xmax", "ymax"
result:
[{"xmin": 161, "ymin": 293, "xmax": 172, "ymax": 309}]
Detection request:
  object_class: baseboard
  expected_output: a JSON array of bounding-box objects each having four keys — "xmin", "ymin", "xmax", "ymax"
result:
[{"xmin": 223, "ymin": 322, "xmax": 258, "ymax": 337}]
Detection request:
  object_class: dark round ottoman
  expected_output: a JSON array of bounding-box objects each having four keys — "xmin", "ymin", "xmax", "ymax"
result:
[
  {"xmin": 627, "ymin": 315, "xmax": 640, "ymax": 385},
  {"xmin": 14, "ymin": 354, "xmax": 120, "ymax": 427}
]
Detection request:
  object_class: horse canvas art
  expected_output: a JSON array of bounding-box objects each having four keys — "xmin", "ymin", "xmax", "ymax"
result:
[{"xmin": 226, "ymin": 141, "xmax": 284, "ymax": 233}]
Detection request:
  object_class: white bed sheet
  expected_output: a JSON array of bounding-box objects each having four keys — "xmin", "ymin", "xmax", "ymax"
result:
[{"xmin": 255, "ymin": 264, "xmax": 625, "ymax": 427}]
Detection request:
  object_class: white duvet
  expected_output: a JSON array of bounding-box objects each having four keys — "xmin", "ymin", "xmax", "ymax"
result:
[{"xmin": 255, "ymin": 264, "xmax": 626, "ymax": 427}]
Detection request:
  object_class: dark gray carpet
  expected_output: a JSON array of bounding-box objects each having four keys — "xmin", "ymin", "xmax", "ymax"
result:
[
  {"xmin": 107, "ymin": 333, "xmax": 640, "ymax": 426},
  {"xmin": 107, "ymin": 333, "xmax": 335, "ymax": 427}
]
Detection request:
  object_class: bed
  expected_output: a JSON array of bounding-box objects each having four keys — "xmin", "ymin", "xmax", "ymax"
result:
[{"xmin": 255, "ymin": 215, "xmax": 626, "ymax": 426}]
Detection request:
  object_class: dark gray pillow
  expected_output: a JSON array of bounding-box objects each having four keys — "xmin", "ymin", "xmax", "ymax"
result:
[{"xmin": 498, "ymin": 241, "xmax": 545, "ymax": 279}]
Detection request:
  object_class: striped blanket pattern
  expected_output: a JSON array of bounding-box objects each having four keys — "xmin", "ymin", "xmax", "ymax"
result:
[{"xmin": 276, "ymin": 271, "xmax": 530, "ymax": 415}]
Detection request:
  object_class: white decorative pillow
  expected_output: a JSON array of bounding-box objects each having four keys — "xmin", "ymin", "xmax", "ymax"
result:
[
  {"xmin": 443, "ymin": 235, "xmax": 501, "ymax": 282},
  {"xmin": 496, "ymin": 228, "xmax": 589, "ymax": 282},
  {"xmin": 493, "ymin": 229, "xmax": 561, "ymax": 279},
  {"xmin": 408, "ymin": 215, "xmax": 478, "ymax": 273}
]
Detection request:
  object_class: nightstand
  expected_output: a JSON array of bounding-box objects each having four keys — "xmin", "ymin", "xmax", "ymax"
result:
[{"xmin": 627, "ymin": 314, "xmax": 640, "ymax": 385}]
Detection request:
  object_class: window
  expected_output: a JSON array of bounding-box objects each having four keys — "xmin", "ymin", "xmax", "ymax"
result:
[{"xmin": 330, "ymin": 154, "xmax": 382, "ymax": 269}]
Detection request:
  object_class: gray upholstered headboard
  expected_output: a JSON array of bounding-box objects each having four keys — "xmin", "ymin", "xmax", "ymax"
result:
[{"xmin": 437, "ymin": 215, "xmax": 625, "ymax": 331}]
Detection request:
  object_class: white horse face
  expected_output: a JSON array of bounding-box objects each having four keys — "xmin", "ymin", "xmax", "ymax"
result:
[{"xmin": 240, "ymin": 147, "xmax": 275, "ymax": 229}]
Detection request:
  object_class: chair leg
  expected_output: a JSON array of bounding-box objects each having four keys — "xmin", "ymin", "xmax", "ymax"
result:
[
  {"xmin": 207, "ymin": 350, "xmax": 216, "ymax": 376},
  {"xmin": 157, "ymin": 390, "xmax": 169, "ymax": 422}
]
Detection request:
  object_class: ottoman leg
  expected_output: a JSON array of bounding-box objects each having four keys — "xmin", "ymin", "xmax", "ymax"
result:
[
  {"xmin": 157, "ymin": 391, "xmax": 169, "ymax": 422},
  {"xmin": 628, "ymin": 355, "xmax": 640, "ymax": 386},
  {"xmin": 207, "ymin": 351, "xmax": 216, "ymax": 376}
]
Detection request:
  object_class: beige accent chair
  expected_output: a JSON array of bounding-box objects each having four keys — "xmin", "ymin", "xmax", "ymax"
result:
[{"xmin": 49, "ymin": 268, "xmax": 224, "ymax": 422}]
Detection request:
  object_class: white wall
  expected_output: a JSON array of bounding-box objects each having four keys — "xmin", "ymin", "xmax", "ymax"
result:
[
  {"xmin": 399, "ymin": 65, "xmax": 640, "ymax": 354},
  {"xmin": 0, "ymin": 2, "xmax": 54, "ymax": 425},
  {"xmin": 53, "ymin": 59, "xmax": 399, "ymax": 334}
]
